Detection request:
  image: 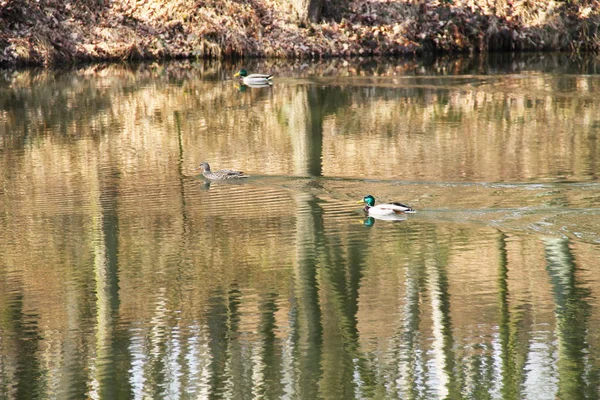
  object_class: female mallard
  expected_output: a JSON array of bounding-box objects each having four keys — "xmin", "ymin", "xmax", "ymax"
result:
[
  {"xmin": 197, "ymin": 162, "xmax": 247, "ymax": 180},
  {"xmin": 358, "ymin": 195, "xmax": 415, "ymax": 215},
  {"xmin": 234, "ymin": 69, "xmax": 273, "ymax": 85}
]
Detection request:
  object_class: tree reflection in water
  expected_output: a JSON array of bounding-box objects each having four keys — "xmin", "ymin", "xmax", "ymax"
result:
[{"xmin": 1, "ymin": 56, "xmax": 600, "ymax": 399}]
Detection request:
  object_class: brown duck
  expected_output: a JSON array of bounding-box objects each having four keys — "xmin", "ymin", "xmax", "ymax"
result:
[{"xmin": 197, "ymin": 162, "xmax": 247, "ymax": 180}]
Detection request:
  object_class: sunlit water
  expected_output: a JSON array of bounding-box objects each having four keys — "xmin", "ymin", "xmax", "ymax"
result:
[{"xmin": 1, "ymin": 54, "xmax": 600, "ymax": 399}]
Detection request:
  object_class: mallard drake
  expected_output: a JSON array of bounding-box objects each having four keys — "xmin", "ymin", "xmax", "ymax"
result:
[
  {"xmin": 197, "ymin": 162, "xmax": 247, "ymax": 180},
  {"xmin": 358, "ymin": 195, "xmax": 415, "ymax": 215},
  {"xmin": 234, "ymin": 69, "xmax": 273, "ymax": 85}
]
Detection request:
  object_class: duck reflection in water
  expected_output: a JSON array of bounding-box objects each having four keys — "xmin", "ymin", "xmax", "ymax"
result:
[
  {"xmin": 362, "ymin": 214, "xmax": 408, "ymax": 227},
  {"xmin": 235, "ymin": 82, "xmax": 273, "ymax": 92}
]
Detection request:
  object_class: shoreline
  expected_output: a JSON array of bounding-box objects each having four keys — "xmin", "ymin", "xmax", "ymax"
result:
[{"xmin": 1, "ymin": 0, "xmax": 599, "ymax": 67}]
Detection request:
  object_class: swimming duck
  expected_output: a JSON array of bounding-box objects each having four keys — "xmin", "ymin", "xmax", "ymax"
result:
[
  {"xmin": 234, "ymin": 69, "xmax": 273, "ymax": 85},
  {"xmin": 197, "ymin": 162, "xmax": 247, "ymax": 180},
  {"xmin": 358, "ymin": 195, "xmax": 415, "ymax": 215}
]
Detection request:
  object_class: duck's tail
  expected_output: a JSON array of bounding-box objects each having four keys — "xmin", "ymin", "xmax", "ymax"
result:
[{"xmin": 391, "ymin": 202, "xmax": 416, "ymax": 213}]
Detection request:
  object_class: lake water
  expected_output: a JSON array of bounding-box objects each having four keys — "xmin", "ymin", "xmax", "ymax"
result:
[{"xmin": 1, "ymin": 54, "xmax": 600, "ymax": 399}]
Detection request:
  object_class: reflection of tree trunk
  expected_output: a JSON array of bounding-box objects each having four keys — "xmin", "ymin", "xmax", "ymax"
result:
[
  {"xmin": 206, "ymin": 291, "xmax": 230, "ymax": 399},
  {"xmin": 498, "ymin": 232, "xmax": 519, "ymax": 399},
  {"xmin": 318, "ymin": 230, "xmax": 376, "ymax": 398},
  {"xmin": 292, "ymin": 192, "xmax": 323, "ymax": 398},
  {"xmin": 284, "ymin": 85, "xmax": 352, "ymax": 178},
  {"xmin": 91, "ymin": 165, "xmax": 131, "ymax": 398},
  {"xmin": 256, "ymin": 292, "xmax": 284, "ymax": 398},
  {"xmin": 423, "ymin": 236, "xmax": 459, "ymax": 398},
  {"xmin": 90, "ymin": 174, "xmax": 109, "ymax": 394},
  {"xmin": 544, "ymin": 237, "xmax": 590, "ymax": 399},
  {"xmin": 207, "ymin": 289, "xmax": 229, "ymax": 398},
  {"xmin": 205, "ymin": 285, "xmax": 245, "ymax": 399},
  {"xmin": 497, "ymin": 232, "xmax": 530, "ymax": 399},
  {"xmin": 60, "ymin": 308, "xmax": 85, "ymax": 396},
  {"xmin": 425, "ymin": 247, "xmax": 450, "ymax": 398},
  {"xmin": 344, "ymin": 239, "xmax": 375, "ymax": 395},
  {"xmin": 1, "ymin": 283, "xmax": 43, "ymax": 399},
  {"xmin": 395, "ymin": 261, "xmax": 423, "ymax": 398},
  {"xmin": 288, "ymin": 87, "xmax": 323, "ymax": 177},
  {"xmin": 174, "ymin": 110, "xmax": 189, "ymax": 236},
  {"xmin": 223, "ymin": 285, "xmax": 245, "ymax": 399},
  {"xmin": 58, "ymin": 231, "xmax": 91, "ymax": 397}
]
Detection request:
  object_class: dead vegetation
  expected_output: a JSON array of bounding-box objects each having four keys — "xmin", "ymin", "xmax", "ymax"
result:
[{"xmin": 1, "ymin": 0, "xmax": 599, "ymax": 66}]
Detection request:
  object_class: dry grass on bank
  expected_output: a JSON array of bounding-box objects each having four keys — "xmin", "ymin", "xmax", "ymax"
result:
[{"xmin": 1, "ymin": 0, "xmax": 599, "ymax": 66}]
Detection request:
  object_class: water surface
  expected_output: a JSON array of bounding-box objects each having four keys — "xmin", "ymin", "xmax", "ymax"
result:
[{"xmin": 1, "ymin": 54, "xmax": 600, "ymax": 399}]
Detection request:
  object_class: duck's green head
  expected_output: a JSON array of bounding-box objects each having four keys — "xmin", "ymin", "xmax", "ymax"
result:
[
  {"xmin": 360, "ymin": 195, "xmax": 376, "ymax": 207},
  {"xmin": 234, "ymin": 69, "xmax": 248, "ymax": 78}
]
